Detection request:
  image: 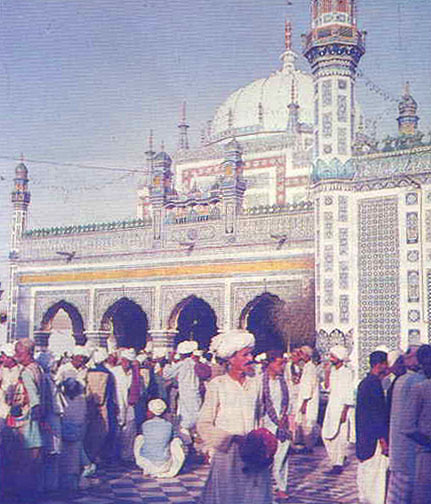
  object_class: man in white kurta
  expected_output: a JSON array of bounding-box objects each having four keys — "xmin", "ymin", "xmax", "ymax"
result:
[
  {"xmin": 262, "ymin": 350, "xmax": 290, "ymax": 500},
  {"xmin": 163, "ymin": 340, "xmax": 201, "ymax": 440},
  {"xmin": 322, "ymin": 345, "xmax": 354, "ymax": 474},
  {"xmin": 296, "ymin": 346, "xmax": 319, "ymax": 452},
  {"xmin": 197, "ymin": 330, "xmax": 272, "ymax": 504},
  {"xmin": 111, "ymin": 348, "xmax": 140, "ymax": 463}
]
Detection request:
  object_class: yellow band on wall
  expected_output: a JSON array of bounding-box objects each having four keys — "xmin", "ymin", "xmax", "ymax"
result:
[{"xmin": 19, "ymin": 257, "xmax": 314, "ymax": 284}]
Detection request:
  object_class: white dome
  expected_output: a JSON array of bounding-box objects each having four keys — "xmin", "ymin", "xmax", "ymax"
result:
[{"xmin": 210, "ymin": 53, "xmax": 314, "ymax": 142}]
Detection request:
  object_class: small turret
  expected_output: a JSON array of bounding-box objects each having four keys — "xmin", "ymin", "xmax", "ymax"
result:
[
  {"xmin": 177, "ymin": 101, "xmax": 190, "ymax": 150},
  {"xmin": 397, "ymin": 82, "xmax": 419, "ymax": 136},
  {"xmin": 10, "ymin": 157, "xmax": 31, "ymax": 253}
]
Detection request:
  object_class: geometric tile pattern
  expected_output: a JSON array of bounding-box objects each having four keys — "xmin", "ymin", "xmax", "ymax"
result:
[{"xmin": 33, "ymin": 446, "xmax": 359, "ymax": 504}]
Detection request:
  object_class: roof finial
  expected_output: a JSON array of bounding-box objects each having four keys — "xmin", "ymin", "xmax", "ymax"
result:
[
  {"xmin": 181, "ymin": 100, "xmax": 187, "ymax": 124},
  {"xmin": 178, "ymin": 100, "xmax": 190, "ymax": 150},
  {"xmin": 285, "ymin": 19, "xmax": 292, "ymax": 51},
  {"xmin": 20, "ymin": 152, "xmax": 24, "ymax": 163},
  {"xmin": 161, "ymin": 140, "xmax": 165, "ymax": 152},
  {"xmin": 148, "ymin": 130, "xmax": 154, "ymax": 152},
  {"xmin": 404, "ymin": 81, "xmax": 411, "ymax": 96}
]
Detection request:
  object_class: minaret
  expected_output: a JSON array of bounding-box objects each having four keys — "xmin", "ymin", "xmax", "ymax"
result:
[
  {"xmin": 150, "ymin": 143, "xmax": 173, "ymax": 241},
  {"xmin": 8, "ymin": 158, "xmax": 31, "ymax": 341},
  {"xmin": 397, "ymin": 82, "xmax": 419, "ymax": 136},
  {"xmin": 304, "ymin": 0, "xmax": 365, "ymax": 164},
  {"xmin": 10, "ymin": 158, "xmax": 31, "ymax": 253},
  {"xmin": 137, "ymin": 131, "xmax": 156, "ymax": 219},
  {"xmin": 177, "ymin": 101, "xmax": 190, "ymax": 150}
]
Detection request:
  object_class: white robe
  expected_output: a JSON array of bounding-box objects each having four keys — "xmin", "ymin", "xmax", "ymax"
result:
[
  {"xmin": 295, "ymin": 360, "xmax": 319, "ymax": 429},
  {"xmin": 163, "ymin": 358, "xmax": 201, "ymax": 430},
  {"xmin": 111, "ymin": 366, "xmax": 136, "ymax": 461},
  {"xmin": 197, "ymin": 374, "xmax": 272, "ymax": 504},
  {"xmin": 262, "ymin": 376, "xmax": 289, "ymax": 493}
]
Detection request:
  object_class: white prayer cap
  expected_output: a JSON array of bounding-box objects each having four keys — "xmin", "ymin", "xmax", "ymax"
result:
[
  {"xmin": 93, "ymin": 347, "xmax": 108, "ymax": 364},
  {"xmin": 329, "ymin": 345, "xmax": 349, "ymax": 362},
  {"xmin": 177, "ymin": 340, "xmax": 196, "ymax": 355},
  {"xmin": 136, "ymin": 352, "xmax": 148, "ymax": 364},
  {"xmin": 72, "ymin": 345, "xmax": 91, "ymax": 358},
  {"xmin": 388, "ymin": 349, "xmax": 402, "ymax": 368},
  {"xmin": 210, "ymin": 330, "xmax": 255, "ymax": 360},
  {"xmin": 120, "ymin": 348, "xmax": 137, "ymax": 361},
  {"xmin": 148, "ymin": 398, "xmax": 167, "ymax": 416},
  {"xmin": 255, "ymin": 352, "xmax": 267, "ymax": 362},
  {"xmin": 193, "ymin": 349, "xmax": 203, "ymax": 357},
  {"xmin": 153, "ymin": 347, "xmax": 167, "ymax": 360},
  {"xmin": 1, "ymin": 343, "xmax": 15, "ymax": 357},
  {"xmin": 375, "ymin": 345, "xmax": 389, "ymax": 353}
]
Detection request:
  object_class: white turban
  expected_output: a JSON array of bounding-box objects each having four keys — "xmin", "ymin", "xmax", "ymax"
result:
[
  {"xmin": 136, "ymin": 352, "xmax": 148, "ymax": 364},
  {"xmin": 1, "ymin": 343, "xmax": 15, "ymax": 357},
  {"xmin": 330, "ymin": 345, "xmax": 349, "ymax": 362},
  {"xmin": 375, "ymin": 345, "xmax": 389, "ymax": 353},
  {"xmin": 72, "ymin": 345, "xmax": 91, "ymax": 358},
  {"xmin": 193, "ymin": 349, "xmax": 203, "ymax": 357},
  {"xmin": 120, "ymin": 348, "xmax": 136, "ymax": 361},
  {"xmin": 148, "ymin": 398, "xmax": 167, "ymax": 416},
  {"xmin": 210, "ymin": 330, "xmax": 255, "ymax": 360},
  {"xmin": 152, "ymin": 347, "xmax": 166, "ymax": 360},
  {"xmin": 255, "ymin": 352, "xmax": 267, "ymax": 363},
  {"xmin": 93, "ymin": 347, "xmax": 108, "ymax": 365},
  {"xmin": 177, "ymin": 340, "xmax": 196, "ymax": 355},
  {"xmin": 388, "ymin": 349, "xmax": 402, "ymax": 368}
]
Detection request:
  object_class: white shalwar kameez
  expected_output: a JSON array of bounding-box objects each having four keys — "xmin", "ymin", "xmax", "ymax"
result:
[
  {"xmin": 111, "ymin": 366, "xmax": 137, "ymax": 462},
  {"xmin": 322, "ymin": 365, "xmax": 354, "ymax": 466},
  {"xmin": 295, "ymin": 361, "xmax": 319, "ymax": 443},
  {"xmin": 262, "ymin": 377, "xmax": 289, "ymax": 494},
  {"xmin": 163, "ymin": 358, "xmax": 201, "ymax": 431},
  {"xmin": 197, "ymin": 374, "xmax": 272, "ymax": 504}
]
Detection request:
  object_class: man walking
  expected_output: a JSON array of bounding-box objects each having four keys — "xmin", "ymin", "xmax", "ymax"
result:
[
  {"xmin": 355, "ymin": 351, "xmax": 389, "ymax": 504},
  {"xmin": 322, "ymin": 345, "xmax": 354, "ymax": 474}
]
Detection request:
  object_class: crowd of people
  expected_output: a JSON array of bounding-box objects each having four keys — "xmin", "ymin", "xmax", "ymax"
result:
[{"xmin": 0, "ymin": 332, "xmax": 429, "ymax": 504}]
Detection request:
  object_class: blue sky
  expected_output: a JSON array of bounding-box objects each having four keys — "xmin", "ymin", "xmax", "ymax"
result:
[{"xmin": 0, "ymin": 0, "xmax": 430, "ymax": 306}]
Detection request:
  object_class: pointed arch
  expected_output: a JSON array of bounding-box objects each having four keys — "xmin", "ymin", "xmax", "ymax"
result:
[
  {"xmin": 100, "ymin": 297, "xmax": 148, "ymax": 351},
  {"xmin": 168, "ymin": 295, "xmax": 218, "ymax": 350},
  {"xmin": 40, "ymin": 300, "xmax": 85, "ymax": 344}
]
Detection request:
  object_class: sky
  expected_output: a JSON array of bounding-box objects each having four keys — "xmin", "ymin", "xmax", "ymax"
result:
[{"xmin": 0, "ymin": 0, "xmax": 430, "ymax": 312}]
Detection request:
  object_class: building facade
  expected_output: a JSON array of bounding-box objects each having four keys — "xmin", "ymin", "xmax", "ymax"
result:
[{"xmin": 7, "ymin": 0, "xmax": 431, "ymax": 375}]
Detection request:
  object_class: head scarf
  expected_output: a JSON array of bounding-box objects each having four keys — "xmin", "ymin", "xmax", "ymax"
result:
[
  {"xmin": 210, "ymin": 330, "xmax": 255, "ymax": 360},
  {"xmin": 177, "ymin": 340, "xmax": 196, "ymax": 355}
]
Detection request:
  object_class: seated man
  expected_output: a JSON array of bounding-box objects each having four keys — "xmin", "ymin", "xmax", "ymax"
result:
[{"xmin": 134, "ymin": 399, "xmax": 185, "ymax": 478}]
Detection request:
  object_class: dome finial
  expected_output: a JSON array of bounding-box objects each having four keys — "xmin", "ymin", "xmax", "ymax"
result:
[
  {"xmin": 20, "ymin": 152, "xmax": 24, "ymax": 163},
  {"xmin": 160, "ymin": 140, "xmax": 165, "ymax": 152},
  {"xmin": 178, "ymin": 100, "xmax": 190, "ymax": 150},
  {"xmin": 280, "ymin": 19, "xmax": 297, "ymax": 72},
  {"xmin": 285, "ymin": 19, "xmax": 292, "ymax": 51}
]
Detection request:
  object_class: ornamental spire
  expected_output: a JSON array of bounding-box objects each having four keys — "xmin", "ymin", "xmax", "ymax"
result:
[
  {"xmin": 280, "ymin": 19, "xmax": 297, "ymax": 72},
  {"xmin": 178, "ymin": 100, "xmax": 190, "ymax": 150}
]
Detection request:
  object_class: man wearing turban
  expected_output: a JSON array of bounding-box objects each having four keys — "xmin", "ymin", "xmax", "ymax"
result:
[
  {"xmin": 197, "ymin": 330, "xmax": 272, "ymax": 504},
  {"xmin": 134, "ymin": 398, "xmax": 185, "ymax": 478},
  {"xmin": 111, "ymin": 348, "xmax": 141, "ymax": 464},
  {"xmin": 163, "ymin": 340, "xmax": 201, "ymax": 442},
  {"xmin": 322, "ymin": 345, "xmax": 354, "ymax": 474}
]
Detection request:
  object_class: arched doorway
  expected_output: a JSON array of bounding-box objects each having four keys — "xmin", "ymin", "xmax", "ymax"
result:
[
  {"xmin": 169, "ymin": 295, "xmax": 218, "ymax": 350},
  {"xmin": 240, "ymin": 289, "xmax": 315, "ymax": 353},
  {"xmin": 101, "ymin": 297, "xmax": 148, "ymax": 351},
  {"xmin": 41, "ymin": 300, "xmax": 85, "ymax": 348}
]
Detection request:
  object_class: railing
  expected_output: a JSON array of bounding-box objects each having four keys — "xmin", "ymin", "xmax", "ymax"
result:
[
  {"xmin": 23, "ymin": 217, "xmax": 152, "ymax": 238},
  {"xmin": 242, "ymin": 201, "xmax": 313, "ymax": 216}
]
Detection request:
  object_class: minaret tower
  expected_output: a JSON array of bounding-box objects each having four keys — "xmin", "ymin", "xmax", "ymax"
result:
[
  {"xmin": 178, "ymin": 101, "xmax": 190, "ymax": 150},
  {"xmin": 397, "ymin": 82, "xmax": 419, "ymax": 136},
  {"xmin": 8, "ymin": 158, "xmax": 31, "ymax": 341},
  {"xmin": 304, "ymin": 0, "xmax": 366, "ymax": 164},
  {"xmin": 137, "ymin": 131, "xmax": 156, "ymax": 219},
  {"xmin": 10, "ymin": 158, "xmax": 31, "ymax": 254},
  {"xmin": 280, "ymin": 20, "xmax": 297, "ymax": 72}
]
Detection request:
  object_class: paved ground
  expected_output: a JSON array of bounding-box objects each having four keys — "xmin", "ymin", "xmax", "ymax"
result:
[{"xmin": 12, "ymin": 445, "xmax": 359, "ymax": 504}]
